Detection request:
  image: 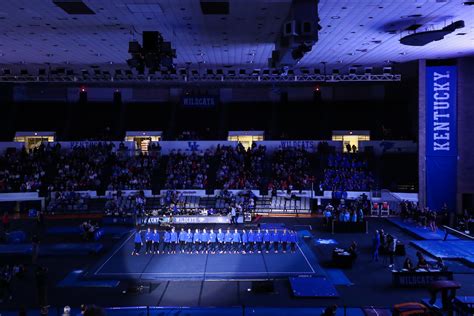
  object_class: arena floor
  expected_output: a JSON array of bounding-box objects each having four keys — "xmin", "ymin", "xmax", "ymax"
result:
[
  {"xmin": 2, "ymin": 217, "xmax": 474, "ymax": 310},
  {"xmin": 90, "ymin": 232, "xmax": 321, "ymax": 280}
]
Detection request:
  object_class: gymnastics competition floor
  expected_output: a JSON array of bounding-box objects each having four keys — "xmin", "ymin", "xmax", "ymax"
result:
[{"xmin": 89, "ymin": 231, "xmax": 322, "ymax": 281}]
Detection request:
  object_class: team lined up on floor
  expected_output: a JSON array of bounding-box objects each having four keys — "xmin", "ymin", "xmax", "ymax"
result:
[{"xmin": 132, "ymin": 227, "xmax": 298, "ymax": 255}]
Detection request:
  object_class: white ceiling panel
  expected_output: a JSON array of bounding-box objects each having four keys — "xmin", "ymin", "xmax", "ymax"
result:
[{"xmin": 0, "ymin": 0, "xmax": 472, "ymax": 70}]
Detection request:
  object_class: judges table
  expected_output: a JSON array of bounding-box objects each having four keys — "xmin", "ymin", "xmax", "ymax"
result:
[
  {"xmin": 332, "ymin": 248, "xmax": 353, "ymax": 268},
  {"xmin": 392, "ymin": 269, "xmax": 453, "ymax": 287}
]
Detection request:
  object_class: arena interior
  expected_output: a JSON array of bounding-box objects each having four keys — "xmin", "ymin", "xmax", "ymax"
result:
[{"xmin": 0, "ymin": 0, "xmax": 474, "ymax": 315}]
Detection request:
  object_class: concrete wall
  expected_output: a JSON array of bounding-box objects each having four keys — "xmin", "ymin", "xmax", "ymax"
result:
[{"xmin": 457, "ymin": 57, "xmax": 474, "ymax": 211}]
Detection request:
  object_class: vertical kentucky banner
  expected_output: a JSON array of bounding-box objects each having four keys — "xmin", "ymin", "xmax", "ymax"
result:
[{"xmin": 425, "ymin": 65, "xmax": 457, "ymax": 211}]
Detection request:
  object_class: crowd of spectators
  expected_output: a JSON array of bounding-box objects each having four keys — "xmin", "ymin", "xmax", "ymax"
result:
[
  {"xmin": 0, "ymin": 144, "xmax": 383, "ymax": 203},
  {"xmin": 215, "ymin": 144, "xmax": 266, "ymax": 189},
  {"xmin": 48, "ymin": 143, "xmax": 114, "ymax": 191},
  {"xmin": 0, "ymin": 145, "xmax": 49, "ymax": 192},
  {"xmin": 399, "ymin": 200, "xmax": 450, "ymax": 232},
  {"xmin": 108, "ymin": 153, "xmax": 158, "ymax": 190},
  {"xmin": 269, "ymin": 148, "xmax": 314, "ymax": 191},
  {"xmin": 321, "ymin": 153, "xmax": 375, "ymax": 192},
  {"xmin": 165, "ymin": 150, "xmax": 210, "ymax": 189},
  {"xmin": 0, "ymin": 142, "xmax": 161, "ymax": 193}
]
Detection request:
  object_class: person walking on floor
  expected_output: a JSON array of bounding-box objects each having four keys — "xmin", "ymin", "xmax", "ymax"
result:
[{"xmin": 372, "ymin": 230, "xmax": 380, "ymax": 262}]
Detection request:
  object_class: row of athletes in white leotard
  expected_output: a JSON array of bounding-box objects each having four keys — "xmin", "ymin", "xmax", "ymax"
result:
[{"xmin": 132, "ymin": 227, "xmax": 298, "ymax": 255}]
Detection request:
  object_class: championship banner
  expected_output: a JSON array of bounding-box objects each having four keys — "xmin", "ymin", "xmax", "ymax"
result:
[
  {"xmin": 181, "ymin": 96, "xmax": 218, "ymax": 108},
  {"xmin": 425, "ymin": 65, "xmax": 457, "ymax": 211}
]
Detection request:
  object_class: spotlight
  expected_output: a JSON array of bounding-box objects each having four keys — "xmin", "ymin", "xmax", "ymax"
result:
[
  {"xmin": 383, "ymin": 67, "xmax": 392, "ymax": 75},
  {"xmin": 79, "ymin": 87, "xmax": 87, "ymax": 103},
  {"xmin": 113, "ymin": 89, "xmax": 122, "ymax": 104}
]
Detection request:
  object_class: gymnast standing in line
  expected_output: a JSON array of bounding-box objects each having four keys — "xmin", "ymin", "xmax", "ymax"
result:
[{"xmin": 132, "ymin": 228, "xmax": 143, "ymax": 256}]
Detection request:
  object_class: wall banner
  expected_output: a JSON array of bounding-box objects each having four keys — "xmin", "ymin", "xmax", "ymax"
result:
[{"xmin": 425, "ymin": 65, "xmax": 457, "ymax": 211}]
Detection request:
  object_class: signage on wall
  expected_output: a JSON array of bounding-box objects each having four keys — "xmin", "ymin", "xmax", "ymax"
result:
[{"xmin": 181, "ymin": 96, "xmax": 218, "ymax": 108}]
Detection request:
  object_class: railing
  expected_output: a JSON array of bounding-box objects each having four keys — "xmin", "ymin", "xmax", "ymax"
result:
[{"xmin": 0, "ymin": 73, "xmax": 401, "ymax": 84}]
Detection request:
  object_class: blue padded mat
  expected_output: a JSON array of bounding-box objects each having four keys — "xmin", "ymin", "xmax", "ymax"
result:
[
  {"xmin": 58, "ymin": 270, "xmax": 119, "ymax": 287},
  {"xmin": 388, "ymin": 218, "xmax": 458, "ymax": 240},
  {"xmin": 6, "ymin": 230, "xmax": 26, "ymax": 244},
  {"xmin": 42, "ymin": 243, "xmax": 103, "ymax": 255},
  {"xmin": 324, "ymin": 268, "xmax": 353, "ymax": 285},
  {"xmin": 0, "ymin": 310, "xmax": 46, "ymax": 316},
  {"xmin": 102, "ymin": 226, "xmax": 133, "ymax": 236},
  {"xmin": 314, "ymin": 238, "xmax": 338, "ymax": 245},
  {"xmin": 1, "ymin": 307, "xmax": 365, "ymax": 316},
  {"xmin": 289, "ymin": 276, "xmax": 339, "ymax": 298},
  {"xmin": 246, "ymin": 307, "xmax": 364, "ymax": 316},
  {"xmin": 0, "ymin": 243, "xmax": 103, "ymax": 255},
  {"xmin": 260, "ymin": 223, "xmax": 285, "ymax": 230},
  {"xmin": 296, "ymin": 230, "xmax": 312, "ymax": 238},
  {"xmin": 102, "ymin": 216, "xmax": 135, "ymax": 225},
  {"xmin": 105, "ymin": 307, "xmax": 148, "ymax": 316},
  {"xmin": 46, "ymin": 226, "xmax": 130, "ymax": 238},
  {"xmin": 149, "ymin": 307, "xmax": 241, "ymax": 316},
  {"xmin": 46, "ymin": 226, "xmax": 82, "ymax": 234},
  {"xmin": 411, "ymin": 240, "xmax": 474, "ymax": 266}
]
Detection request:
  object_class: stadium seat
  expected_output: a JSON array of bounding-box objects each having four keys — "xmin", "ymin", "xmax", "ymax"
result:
[
  {"xmin": 371, "ymin": 202, "xmax": 380, "ymax": 216},
  {"xmin": 380, "ymin": 202, "xmax": 390, "ymax": 217}
]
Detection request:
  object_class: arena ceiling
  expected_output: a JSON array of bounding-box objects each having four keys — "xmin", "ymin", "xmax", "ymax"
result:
[{"xmin": 0, "ymin": 0, "xmax": 473, "ymax": 72}]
